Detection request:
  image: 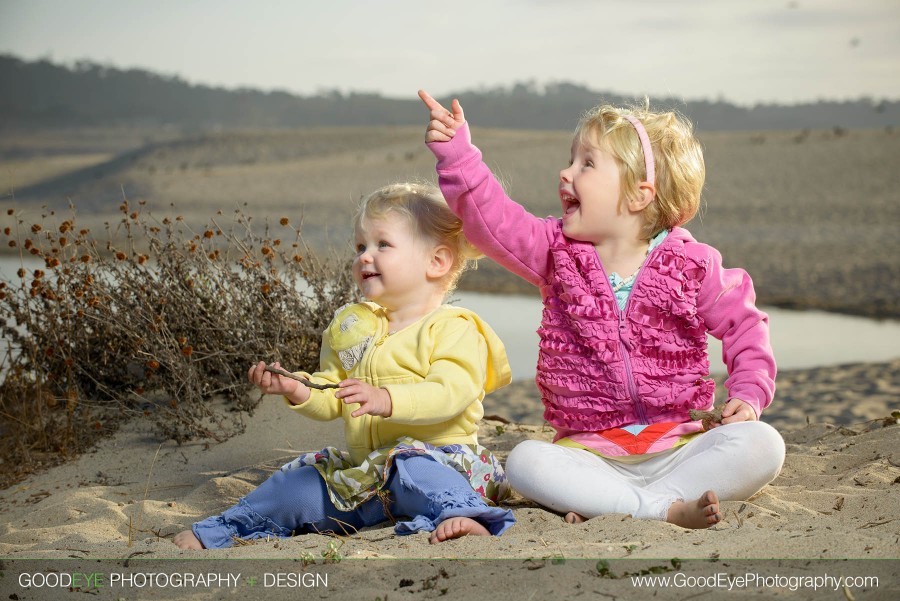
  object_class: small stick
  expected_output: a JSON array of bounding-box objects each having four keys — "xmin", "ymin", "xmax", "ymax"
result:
[
  {"xmin": 690, "ymin": 404, "xmax": 725, "ymax": 431},
  {"xmin": 264, "ymin": 365, "xmax": 340, "ymax": 390}
]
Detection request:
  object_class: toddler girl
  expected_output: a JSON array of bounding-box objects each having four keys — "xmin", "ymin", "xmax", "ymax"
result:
[
  {"xmin": 174, "ymin": 182, "xmax": 514, "ymax": 547},
  {"xmin": 419, "ymin": 90, "xmax": 784, "ymax": 529}
]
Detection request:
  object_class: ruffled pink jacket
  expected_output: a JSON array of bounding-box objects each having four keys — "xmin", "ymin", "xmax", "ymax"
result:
[{"xmin": 429, "ymin": 124, "xmax": 776, "ymax": 440}]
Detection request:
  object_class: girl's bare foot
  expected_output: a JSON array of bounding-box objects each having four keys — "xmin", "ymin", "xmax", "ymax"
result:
[
  {"xmin": 173, "ymin": 529, "xmax": 205, "ymax": 550},
  {"xmin": 666, "ymin": 490, "xmax": 721, "ymax": 529},
  {"xmin": 429, "ymin": 517, "xmax": 490, "ymax": 544},
  {"xmin": 565, "ymin": 512, "xmax": 587, "ymax": 524}
]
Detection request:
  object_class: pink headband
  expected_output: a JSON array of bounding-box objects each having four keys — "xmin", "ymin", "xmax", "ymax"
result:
[{"xmin": 622, "ymin": 114, "xmax": 655, "ymax": 185}]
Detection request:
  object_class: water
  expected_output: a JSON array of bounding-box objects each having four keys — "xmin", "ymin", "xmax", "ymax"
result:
[{"xmin": 452, "ymin": 291, "xmax": 900, "ymax": 381}]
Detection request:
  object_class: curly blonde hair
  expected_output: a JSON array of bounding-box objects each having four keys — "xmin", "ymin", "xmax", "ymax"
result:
[
  {"xmin": 353, "ymin": 182, "xmax": 482, "ymax": 293},
  {"xmin": 574, "ymin": 103, "xmax": 706, "ymax": 240}
]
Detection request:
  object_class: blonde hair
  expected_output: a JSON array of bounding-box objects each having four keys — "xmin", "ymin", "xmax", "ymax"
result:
[
  {"xmin": 353, "ymin": 182, "xmax": 482, "ymax": 292},
  {"xmin": 574, "ymin": 103, "xmax": 705, "ymax": 240}
]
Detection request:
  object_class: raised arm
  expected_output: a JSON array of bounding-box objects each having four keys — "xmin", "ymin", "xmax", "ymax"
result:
[{"xmin": 418, "ymin": 89, "xmax": 555, "ymax": 286}]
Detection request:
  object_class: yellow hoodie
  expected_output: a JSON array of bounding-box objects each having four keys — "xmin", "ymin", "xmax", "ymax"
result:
[{"xmin": 290, "ymin": 302, "xmax": 511, "ymax": 465}]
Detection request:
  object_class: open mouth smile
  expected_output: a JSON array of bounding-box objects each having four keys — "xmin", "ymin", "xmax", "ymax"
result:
[
  {"xmin": 560, "ymin": 191, "xmax": 580, "ymax": 215},
  {"xmin": 361, "ymin": 271, "xmax": 381, "ymax": 280}
]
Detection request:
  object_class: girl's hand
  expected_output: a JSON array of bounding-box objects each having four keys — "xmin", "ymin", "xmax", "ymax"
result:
[
  {"xmin": 418, "ymin": 89, "xmax": 465, "ymax": 142},
  {"xmin": 337, "ymin": 378, "xmax": 393, "ymax": 418},
  {"xmin": 248, "ymin": 361, "xmax": 310, "ymax": 405},
  {"xmin": 719, "ymin": 398, "xmax": 757, "ymax": 425}
]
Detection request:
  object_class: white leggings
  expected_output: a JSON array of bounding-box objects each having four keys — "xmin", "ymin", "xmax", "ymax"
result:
[{"xmin": 505, "ymin": 421, "xmax": 785, "ymax": 521}]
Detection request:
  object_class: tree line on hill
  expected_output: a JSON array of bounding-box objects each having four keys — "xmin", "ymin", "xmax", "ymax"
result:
[{"xmin": 1, "ymin": 54, "xmax": 897, "ymax": 132}]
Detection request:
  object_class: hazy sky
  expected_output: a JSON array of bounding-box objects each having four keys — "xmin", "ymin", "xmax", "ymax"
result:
[{"xmin": 1, "ymin": 0, "xmax": 898, "ymax": 105}]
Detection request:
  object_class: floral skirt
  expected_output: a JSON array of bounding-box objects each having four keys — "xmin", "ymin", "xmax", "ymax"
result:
[{"xmin": 279, "ymin": 436, "xmax": 511, "ymax": 512}]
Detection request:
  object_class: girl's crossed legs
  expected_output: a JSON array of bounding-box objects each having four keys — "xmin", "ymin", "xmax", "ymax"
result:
[
  {"xmin": 174, "ymin": 454, "xmax": 514, "ymax": 549},
  {"xmin": 505, "ymin": 421, "xmax": 784, "ymax": 529}
]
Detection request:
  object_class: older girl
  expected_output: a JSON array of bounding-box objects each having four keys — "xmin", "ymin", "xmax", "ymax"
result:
[{"xmin": 420, "ymin": 90, "xmax": 784, "ymax": 529}]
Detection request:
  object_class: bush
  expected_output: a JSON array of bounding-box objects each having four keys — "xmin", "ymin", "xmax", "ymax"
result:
[{"xmin": 0, "ymin": 200, "xmax": 356, "ymax": 488}]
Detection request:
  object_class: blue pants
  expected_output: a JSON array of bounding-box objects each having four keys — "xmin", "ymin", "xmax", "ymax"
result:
[{"xmin": 192, "ymin": 454, "xmax": 515, "ymax": 548}]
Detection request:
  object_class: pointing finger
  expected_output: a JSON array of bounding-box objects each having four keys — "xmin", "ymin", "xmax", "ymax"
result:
[{"xmin": 418, "ymin": 89, "xmax": 446, "ymax": 112}]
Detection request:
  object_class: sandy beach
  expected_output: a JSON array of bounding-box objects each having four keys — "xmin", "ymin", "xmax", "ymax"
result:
[
  {"xmin": 0, "ymin": 360, "xmax": 897, "ymax": 599},
  {"xmin": 1, "ymin": 126, "xmax": 898, "ymax": 599}
]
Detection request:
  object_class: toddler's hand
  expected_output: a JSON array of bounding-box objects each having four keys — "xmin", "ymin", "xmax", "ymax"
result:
[
  {"xmin": 419, "ymin": 89, "xmax": 465, "ymax": 143},
  {"xmin": 337, "ymin": 378, "xmax": 393, "ymax": 418},
  {"xmin": 247, "ymin": 361, "xmax": 309, "ymax": 405},
  {"xmin": 719, "ymin": 398, "xmax": 757, "ymax": 425}
]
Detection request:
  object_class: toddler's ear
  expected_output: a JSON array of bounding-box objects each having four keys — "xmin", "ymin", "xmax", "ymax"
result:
[
  {"xmin": 427, "ymin": 245, "xmax": 454, "ymax": 280},
  {"xmin": 629, "ymin": 182, "xmax": 656, "ymax": 212}
]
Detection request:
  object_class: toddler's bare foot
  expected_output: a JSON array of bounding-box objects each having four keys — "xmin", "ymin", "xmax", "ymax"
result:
[
  {"xmin": 666, "ymin": 490, "xmax": 721, "ymax": 529},
  {"xmin": 173, "ymin": 529, "xmax": 205, "ymax": 550},
  {"xmin": 564, "ymin": 512, "xmax": 587, "ymax": 524},
  {"xmin": 429, "ymin": 517, "xmax": 490, "ymax": 544}
]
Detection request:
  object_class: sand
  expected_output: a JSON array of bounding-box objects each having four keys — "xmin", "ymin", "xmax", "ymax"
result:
[
  {"xmin": 0, "ymin": 361, "xmax": 897, "ymax": 599},
  {"xmin": 1, "ymin": 126, "xmax": 898, "ymax": 598}
]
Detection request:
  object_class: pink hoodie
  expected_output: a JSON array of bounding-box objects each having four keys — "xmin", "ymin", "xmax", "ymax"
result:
[{"xmin": 428, "ymin": 124, "xmax": 776, "ymax": 442}]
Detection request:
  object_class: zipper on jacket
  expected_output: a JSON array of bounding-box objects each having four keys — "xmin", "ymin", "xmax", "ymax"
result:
[
  {"xmin": 617, "ymin": 312, "xmax": 648, "ymax": 424},
  {"xmin": 607, "ymin": 243, "xmax": 665, "ymax": 425}
]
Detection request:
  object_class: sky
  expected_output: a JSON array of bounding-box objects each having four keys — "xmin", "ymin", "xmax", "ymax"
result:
[{"xmin": 1, "ymin": 0, "xmax": 898, "ymax": 106}]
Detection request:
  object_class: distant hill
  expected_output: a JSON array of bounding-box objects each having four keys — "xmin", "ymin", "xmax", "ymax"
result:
[{"xmin": 1, "ymin": 54, "xmax": 897, "ymax": 132}]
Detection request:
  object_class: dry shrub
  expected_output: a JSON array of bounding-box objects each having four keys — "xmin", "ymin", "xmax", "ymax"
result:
[{"xmin": 0, "ymin": 200, "xmax": 356, "ymax": 488}]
